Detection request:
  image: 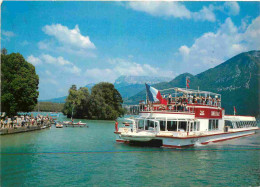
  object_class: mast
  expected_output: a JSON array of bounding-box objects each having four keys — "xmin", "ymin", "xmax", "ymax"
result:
[{"xmin": 71, "ymin": 102, "xmax": 75, "ymax": 121}]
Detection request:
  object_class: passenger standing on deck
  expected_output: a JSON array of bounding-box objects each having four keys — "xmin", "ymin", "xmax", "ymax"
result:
[
  {"xmin": 193, "ymin": 95, "xmax": 196, "ymax": 103},
  {"xmin": 168, "ymin": 94, "xmax": 172, "ymax": 104},
  {"xmin": 209, "ymin": 96, "xmax": 212, "ymax": 105},
  {"xmin": 188, "ymin": 94, "xmax": 192, "ymax": 104},
  {"xmin": 215, "ymin": 96, "xmax": 218, "ymax": 106},
  {"xmin": 115, "ymin": 120, "xmax": 119, "ymax": 132}
]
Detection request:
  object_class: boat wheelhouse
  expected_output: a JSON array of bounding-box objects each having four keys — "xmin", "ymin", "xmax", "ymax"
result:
[{"xmin": 115, "ymin": 87, "xmax": 258, "ymax": 148}]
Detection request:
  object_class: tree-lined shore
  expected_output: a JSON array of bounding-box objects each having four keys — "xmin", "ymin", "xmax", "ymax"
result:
[{"xmin": 34, "ymin": 102, "xmax": 64, "ymax": 112}]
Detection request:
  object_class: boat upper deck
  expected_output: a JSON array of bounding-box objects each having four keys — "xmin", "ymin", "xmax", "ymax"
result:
[{"xmin": 139, "ymin": 87, "xmax": 222, "ymax": 114}]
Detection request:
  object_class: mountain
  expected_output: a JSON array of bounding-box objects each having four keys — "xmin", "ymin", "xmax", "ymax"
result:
[
  {"xmin": 114, "ymin": 75, "xmax": 170, "ymax": 98},
  {"xmin": 40, "ymin": 96, "xmax": 67, "ymax": 103},
  {"xmin": 42, "ymin": 76, "xmax": 169, "ymax": 103},
  {"xmin": 85, "ymin": 83, "xmax": 95, "ymax": 90},
  {"xmin": 41, "ymin": 83, "xmax": 95, "ymax": 103},
  {"xmin": 125, "ymin": 51, "xmax": 260, "ymax": 117}
]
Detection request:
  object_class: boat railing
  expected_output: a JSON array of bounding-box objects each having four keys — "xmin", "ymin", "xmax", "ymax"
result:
[{"xmin": 139, "ymin": 100, "xmax": 221, "ymax": 113}]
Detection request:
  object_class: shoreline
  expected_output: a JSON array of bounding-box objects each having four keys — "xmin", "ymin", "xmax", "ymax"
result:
[{"xmin": 0, "ymin": 123, "xmax": 51, "ymax": 135}]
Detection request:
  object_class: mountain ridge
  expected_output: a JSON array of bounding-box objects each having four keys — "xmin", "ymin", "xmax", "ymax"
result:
[
  {"xmin": 125, "ymin": 50, "xmax": 260, "ymax": 117},
  {"xmin": 114, "ymin": 75, "xmax": 171, "ymax": 98}
]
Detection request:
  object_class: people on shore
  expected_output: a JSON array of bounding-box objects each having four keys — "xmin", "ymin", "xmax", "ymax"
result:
[{"xmin": 0, "ymin": 114, "xmax": 50, "ymax": 129}]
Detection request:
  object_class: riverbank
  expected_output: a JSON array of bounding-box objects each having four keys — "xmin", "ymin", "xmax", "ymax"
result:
[
  {"xmin": 0, "ymin": 124, "xmax": 51, "ymax": 135},
  {"xmin": 0, "ymin": 114, "xmax": 52, "ymax": 135}
]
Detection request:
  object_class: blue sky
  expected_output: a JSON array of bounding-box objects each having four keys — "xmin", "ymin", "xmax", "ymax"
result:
[{"xmin": 1, "ymin": 1, "xmax": 260, "ymax": 100}]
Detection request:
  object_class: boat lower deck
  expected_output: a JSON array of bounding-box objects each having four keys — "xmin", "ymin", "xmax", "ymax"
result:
[{"xmin": 116, "ymin": 127, "xmax": 258, "ymax": 148}]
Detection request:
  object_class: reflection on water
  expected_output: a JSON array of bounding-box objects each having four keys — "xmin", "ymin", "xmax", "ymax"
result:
[{"xmin": 1, "ymin": 113, "xmax": 259, "ymax": 186}]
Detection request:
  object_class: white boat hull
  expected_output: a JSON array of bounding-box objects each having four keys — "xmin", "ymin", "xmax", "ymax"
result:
[
  {"xmin": 116, "ymin": 129, "xmax": 258, "ymax": 148},
  {"xmin": 120, "ymin": 131, "xmax": 156, "ymax": 142}
]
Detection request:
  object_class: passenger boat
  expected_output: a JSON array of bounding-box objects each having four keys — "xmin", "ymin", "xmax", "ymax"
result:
[{"xmin": 115, "ymin": 85, "xmax": 259, "ymax": 148}]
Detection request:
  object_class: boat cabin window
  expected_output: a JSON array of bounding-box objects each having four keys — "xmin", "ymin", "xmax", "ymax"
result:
[
  {"xmin": 193, "ymin": 121, "xmax": 200, "ymax": 131},
  {"xmin": 208, "ymin": 119, "xmax": 219, "ymax": 131},
  {"xmin": 145, "ymin": 120, "xmax": 156, "ymax": 130},
  {"xmin": 234, "ymin": 121, "xmax": 257, "ymax": 128},
  {"xmin": 167, "ymin": 121, "xmax": 177, "ymax": 131},
  {"xmin": 225, "ymin": 120, "xmax": 233, "ymax": 129},
  {"xmin": 138, "ymin": 119, "xmax": 145, "ymax": 130},
  {"xmin": 179, "ymin": 121, "xmax": 187, "ymax": 132},
  {"xmin": 159, "ymin": 120, "xmax": 166, "ymax": 131}
]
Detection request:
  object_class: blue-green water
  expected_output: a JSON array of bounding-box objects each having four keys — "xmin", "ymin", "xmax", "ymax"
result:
[{"xmin": 1, "ymin": 114, "xmax": 260, "ymax": 186}]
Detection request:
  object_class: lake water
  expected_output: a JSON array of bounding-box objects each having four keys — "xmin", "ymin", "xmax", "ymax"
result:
[{"xmin": 1, "ymin": 113, "xmax": 259, "ymax": 186}]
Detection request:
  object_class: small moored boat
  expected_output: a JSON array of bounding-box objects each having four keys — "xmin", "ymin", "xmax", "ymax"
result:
[
  {"xmin": 63, "ymin": 121, "xmax": 88, "ymax": 127},
  {"xmin": 55, "ymin": 122, "xmax": 63, "ymax": 128}
]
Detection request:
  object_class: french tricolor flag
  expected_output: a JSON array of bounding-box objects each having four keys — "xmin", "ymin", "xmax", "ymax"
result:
[{"xmin": 145, "ymin": 84, "xmax": 167, "ymax": 105}]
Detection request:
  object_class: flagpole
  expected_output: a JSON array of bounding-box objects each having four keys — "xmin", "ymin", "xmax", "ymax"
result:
[{"xmin": 186, "ymin": 77, "xmax": 187, "ymax": 91}]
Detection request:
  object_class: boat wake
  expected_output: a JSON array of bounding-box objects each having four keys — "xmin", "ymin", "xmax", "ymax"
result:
[{"xmin": 194, "ymin": 142, "xmax": 205, "ymax": 147}]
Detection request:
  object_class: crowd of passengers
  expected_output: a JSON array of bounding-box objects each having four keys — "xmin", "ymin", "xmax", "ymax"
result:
[
  {"xmin": 141, "ymin": 94, "xmax": 221, "ymax": 112},
  {"xmin": 0, "ymin": 114, "xmax": 51, "ymax": 129},
  {"xmin": 165, "ymin": 94, "xmax": 221, "ymax": 106}
]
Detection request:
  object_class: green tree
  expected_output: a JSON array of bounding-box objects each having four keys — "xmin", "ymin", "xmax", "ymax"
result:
[
  {"xmin": 1, "ymin": 48, "xmax": 7, "ymax": 55},
  {"xmin": 89, "ymin": 82, "xmax": 124, "ymax": 120},
  {"xmin": 74, "ymin": 87, "xmax": 91, "ymax": 118},
  {"xmin": 1, "ymin": 53, "xmax": 39, "ymax": 116},
  {"xmin": 62, "ymin": 82, "xmax": 124, "ymax": 120},
  {"xmin": 62, "ymin": 85, "xmax": 91, "ymax": 118}
]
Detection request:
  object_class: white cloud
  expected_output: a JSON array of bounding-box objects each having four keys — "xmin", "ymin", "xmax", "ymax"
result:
[
  {"xmin": 85, "ymin": 68, "xmax": 115, "ymax": 83},
  {"xmin": 85, "ymin": 58, "xmax": 175, "ymax": 83},
  {"xmin": 179, "ymin": 45, "xmax": 190, "ymax": 56},
  {"xmin": 126, "ymin": 2, "xmax": 216, "ymax": 22},
  {"xmin": 127, "ymin": 2, "xmax": 191, "ymax": 19},
  {"xmin": 38, "ymin": 41, "xmax": 52, "ymax": 50},
  {"xmin": 125, "ymin": 2, "xmax": 240, "ymax": 22},
  {"xmin": 40, "ymin": 54, "xmax": 81, "ymax": 75},
  {"xmin": 42, "ymin": 24, "xmax": 95, "ymax": 49},
  {"xmin": 192, "ymin": 5, "xmax": 216, "ymax": 22},
  {"xmin": 243, "ymin": 16, "xmax": 260, "ymax": 49},
  {"xmin": 224, "ymin": 2, "xmax": 240, "ymax": 16},
  {"xmin": 64, "ymin": 65, "xmax": 81, "ymax": 75},
  {"xmin": 178, "ymin": 16, "xmax": 260, "ymax": 73},
  {"xmin": 28, "ymin": 54, "xmax": 81, "ymax": 75},
  {"xmin": 2, "ymin": 30, "xmax": 15, "ymax": 37},
  {"xmin": 27, "ymin": 55, "xmax": 42, "ymax": 66},
  {"xmin": 41, "ymin": 54, "xmax": 71, "ymax": 66},
  {"xmin": 1, "ymin": 30, "xmax": 15, "ymax": 41},
  {"xmin": 57, "ymin": 45, "xmax": 97, "ymax": 58},
  {"xmin": 39, "ymin": 24, "xmax": 96, "ymax": 58}
]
